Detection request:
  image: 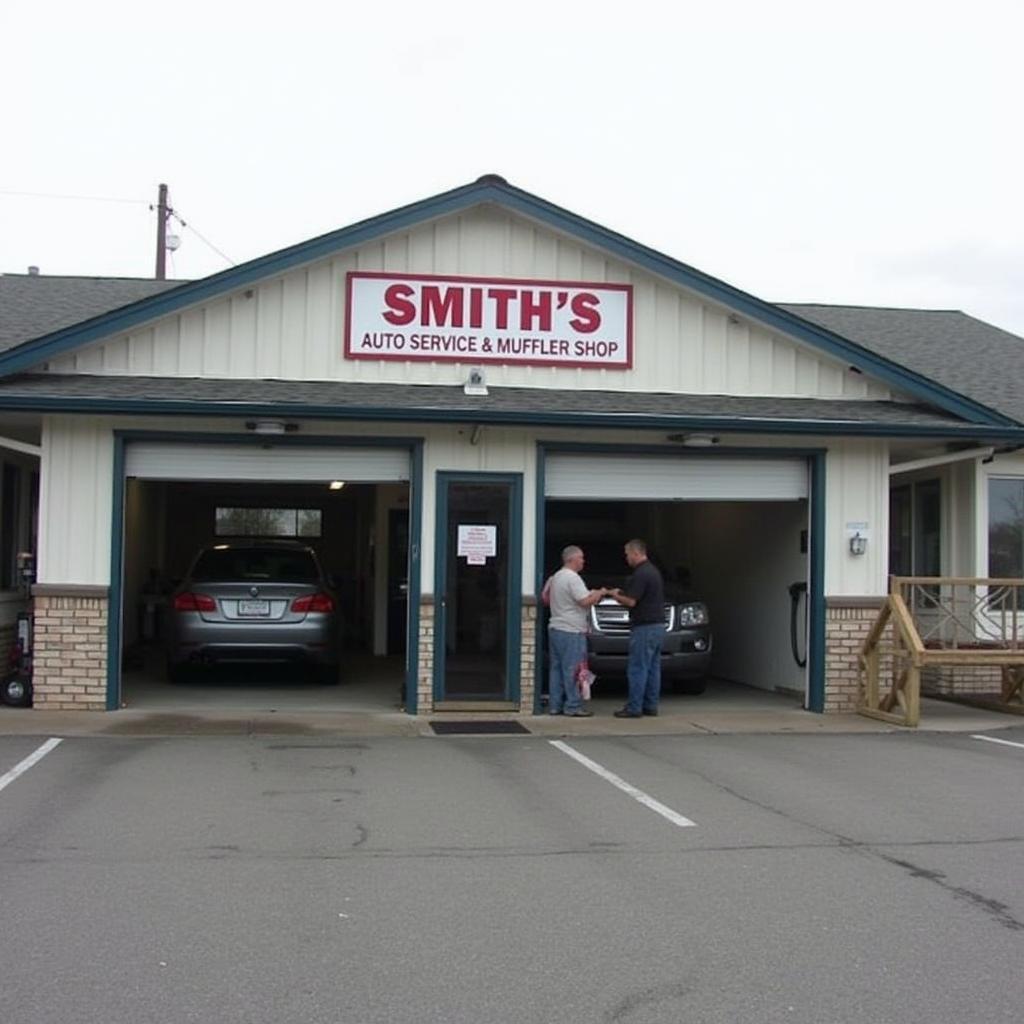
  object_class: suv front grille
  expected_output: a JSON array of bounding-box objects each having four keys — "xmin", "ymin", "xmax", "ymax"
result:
[{"xmin": 591, "ymin": 603, "xmax": 674, "ymax": 634}]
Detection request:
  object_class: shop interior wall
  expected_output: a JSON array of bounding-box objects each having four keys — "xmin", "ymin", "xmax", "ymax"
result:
[
  {"xmin": 123, "ymin": 480, "xmax": 381, "ymax": 650},
  {"xmin": 123, "ymin": 478, "xmax": 164, "ymax": 647},
  {"xmin": 688, "ymin": 501, "xmax": 808, "ymax": 694}
]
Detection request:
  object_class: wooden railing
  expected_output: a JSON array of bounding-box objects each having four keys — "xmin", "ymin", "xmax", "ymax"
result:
[{"xmin": 858, "ymin": 577, "xmax": 1024, "ymax": 727}]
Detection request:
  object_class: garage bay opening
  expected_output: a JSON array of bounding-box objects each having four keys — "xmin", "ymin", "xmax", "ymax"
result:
[
  {"xmin": 117, "ymin": 441, "xmax": 413, "ymax": 711},
  {"xmin": 543, "ymin": 451, "xmax": 811, "ymax": 708}
]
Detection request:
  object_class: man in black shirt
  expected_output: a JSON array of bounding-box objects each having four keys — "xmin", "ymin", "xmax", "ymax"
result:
[{"xmin": 607, "ymin": 538, "xmax": 666, "ymax": 718}]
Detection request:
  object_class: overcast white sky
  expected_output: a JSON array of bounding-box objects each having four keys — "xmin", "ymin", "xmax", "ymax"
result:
[{"xmin": 3, "ymin": 0, "xmax": 1023, "ymax": 336}]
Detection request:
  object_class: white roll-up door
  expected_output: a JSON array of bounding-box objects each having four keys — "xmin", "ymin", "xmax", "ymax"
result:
[
  {"xmin": 125, "ymin": 442, "xmax": 410, "ymax": 482},
  {"xmin": 545, "ymin": 453, "xmax": 807, "ymax": 500}
]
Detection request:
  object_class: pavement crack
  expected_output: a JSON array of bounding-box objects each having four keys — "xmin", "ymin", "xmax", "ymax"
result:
[
  {"xmin": 619, "ymin": 740, "xmax": 1024, "ymax": 933},
  {"xmin": 877, "ymin": 853, "xmax": 1024, "ymax": 931},
  {"xmin": 606, "ymin": 980, "xmax": 692, "ymax": 1022}
]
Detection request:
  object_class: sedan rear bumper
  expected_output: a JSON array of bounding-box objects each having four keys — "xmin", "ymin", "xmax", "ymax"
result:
[{"xmin": 168, "ymin": 615, "xmax": 339, "ymax": 667}]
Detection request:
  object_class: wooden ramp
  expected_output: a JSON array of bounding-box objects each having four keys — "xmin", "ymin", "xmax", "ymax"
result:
[{"xmin": 858, "ymin": 577, "xmax": 1024, "ymax": 727}]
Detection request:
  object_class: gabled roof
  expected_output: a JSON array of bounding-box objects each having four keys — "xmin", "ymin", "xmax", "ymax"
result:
[
  {"xmin": 0, "ymin": 175, "xmax": 1015, "ymax": 429},
  {"xmin": 779, "ymin": 304, "xmax": 1024, "ymax": 425},
  {"xmin": 0, "ymin": 274, "xmax": 181, "ymax": 353}
]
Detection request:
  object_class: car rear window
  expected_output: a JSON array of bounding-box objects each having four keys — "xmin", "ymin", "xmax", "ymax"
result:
[{"xmin": 190, "ymin": 548, "xmax": 320, "ymax": 583}]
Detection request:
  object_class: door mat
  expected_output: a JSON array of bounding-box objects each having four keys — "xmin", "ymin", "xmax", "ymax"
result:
[{"xmin": 430, "ymin": 720, "xmax": 531, "ymax": 735}]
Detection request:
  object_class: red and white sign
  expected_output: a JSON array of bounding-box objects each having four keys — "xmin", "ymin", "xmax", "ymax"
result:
[{"xmin": 345, "ymin": 272, "xmax": 632, "ymax": 369}]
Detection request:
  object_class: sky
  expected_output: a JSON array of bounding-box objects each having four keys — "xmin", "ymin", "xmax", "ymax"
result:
[{"xmin": 2, "ymin": 0, "xmax": 1023, "ymax": 337}]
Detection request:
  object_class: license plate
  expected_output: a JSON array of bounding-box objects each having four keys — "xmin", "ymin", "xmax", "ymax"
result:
[{"xmin": 237, "ymin": 599, "xmax": 270, "ymax": 617}]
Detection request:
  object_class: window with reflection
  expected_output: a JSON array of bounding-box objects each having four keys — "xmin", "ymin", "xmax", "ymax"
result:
[{"xmin": 989, "ymin": 478, "xmax": 1024, "ymax": 579}]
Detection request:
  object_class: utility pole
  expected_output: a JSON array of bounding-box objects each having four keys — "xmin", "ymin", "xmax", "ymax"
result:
[{"xmin": 155, "ymin": 183, "xmax": 169, "ymax": 280}]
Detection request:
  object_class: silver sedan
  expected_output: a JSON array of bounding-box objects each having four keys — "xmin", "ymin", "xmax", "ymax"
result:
[{"xmin": 165, "ymin": 541, "xmax": 341, "ymax": 683}]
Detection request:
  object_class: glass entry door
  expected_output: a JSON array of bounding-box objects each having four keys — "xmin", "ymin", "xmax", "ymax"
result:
[{"xmin": 436, "ymin": 475, "xmax": 520, "ymax": 702}]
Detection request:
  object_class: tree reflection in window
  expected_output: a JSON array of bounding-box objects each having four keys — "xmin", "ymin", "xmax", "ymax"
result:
[
  {"xmin": 989, "ymin": 479, "xmax": 1024, "ymax": 579},
  {"xmin": 215, "ymin": 507, "xmax": 322, "ymax": 538}
]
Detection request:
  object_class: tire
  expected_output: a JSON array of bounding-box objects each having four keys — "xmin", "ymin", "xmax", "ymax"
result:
[{"xmin": 2, "ymin": 673, "xmax": 32, "ymax": 708}]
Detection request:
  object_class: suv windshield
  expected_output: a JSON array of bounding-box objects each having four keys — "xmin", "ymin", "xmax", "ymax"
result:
[{"xmin": 191, "ymin": 548, "xmax": 319, "ymax": 583}]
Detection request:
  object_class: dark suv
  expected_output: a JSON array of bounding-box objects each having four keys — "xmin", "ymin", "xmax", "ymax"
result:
[
  {"xmin": 585, "ymin": 586, "xmax": 712, "ymax": 694},
  {"xmin": 555, "ymin": 541, "xmax": 711, "ymax": 694}
]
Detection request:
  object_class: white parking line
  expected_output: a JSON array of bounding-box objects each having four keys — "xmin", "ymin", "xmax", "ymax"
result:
[
  {"xmin": 549, "ymin": 739, "xmax": 697, "ymax": 828},
  {"xmin": 972, "ymin": 734, "xmax": 1024, "ymax": 751},
  {"xmin": 0, "ymin": 738, "xmax": 63, "ymax": 794}
]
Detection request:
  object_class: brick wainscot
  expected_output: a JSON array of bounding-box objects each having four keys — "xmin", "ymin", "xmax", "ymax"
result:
[{"xmin": 31, "ymin": 585, "xmax": 109, "ymax": 710}]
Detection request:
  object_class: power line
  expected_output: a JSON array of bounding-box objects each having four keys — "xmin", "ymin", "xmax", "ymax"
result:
[
  {"xmin": 0, "ymin": 188, "xmax": 149, "ymax": 205},
  {"xmin": 3, "ymin": 185, "xmax": 236, "ymax": 269},
  {"xmin": 170, "ymin": 210, "xmax": 236, "ymax": 267}
]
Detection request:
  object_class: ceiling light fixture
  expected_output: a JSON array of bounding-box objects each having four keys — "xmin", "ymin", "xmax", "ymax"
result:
[{"xmin": 329, "ymin": 481, "xmax": 345, "ymax": 491}]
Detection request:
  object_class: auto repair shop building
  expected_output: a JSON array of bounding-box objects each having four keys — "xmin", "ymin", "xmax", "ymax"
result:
[{"xmin": 1, "ymin": 174, "xmax": 1023, "ymax": 715}]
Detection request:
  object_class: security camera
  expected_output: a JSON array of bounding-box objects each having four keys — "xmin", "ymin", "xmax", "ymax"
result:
[{"xmin": 464, "ymin": 367, "xmax": 488, "ymax": 395}]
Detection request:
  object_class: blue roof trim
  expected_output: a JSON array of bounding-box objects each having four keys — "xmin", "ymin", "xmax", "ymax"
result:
[
  {"xmin": 0, "ymin": 392, "xmax": 1021, "ymax": 440},
  {"xmin": 0, "ymin": 176, "xmax": 1011, "ymax": 427}
]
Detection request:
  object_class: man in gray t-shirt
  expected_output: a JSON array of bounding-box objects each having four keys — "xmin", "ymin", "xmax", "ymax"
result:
[{"xmin": 545, "ymin": 546, "xmax": 606, "ymax": 716}]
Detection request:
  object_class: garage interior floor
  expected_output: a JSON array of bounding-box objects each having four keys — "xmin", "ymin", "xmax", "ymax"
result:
[
  {"xmin": 120, "ymin": 646, "xmax": 804, "ymax": 714},
  {"xmin": 121, "ymin": 651, "xmax": 407, "ymax": 712}
]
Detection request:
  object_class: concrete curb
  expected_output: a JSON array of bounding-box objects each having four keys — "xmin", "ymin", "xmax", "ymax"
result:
[{"xmin": 0, "ymin": 700, "xmax": 1018, "ymax": 739}]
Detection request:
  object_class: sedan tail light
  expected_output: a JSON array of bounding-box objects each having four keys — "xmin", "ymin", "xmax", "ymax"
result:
[
  {"xmin": 174, "ymin": 592, "xmax": 217, "ymax": 612},
  {"xmin": 291, "ymin": 592, "xmax": 334, "ymax": 614}
]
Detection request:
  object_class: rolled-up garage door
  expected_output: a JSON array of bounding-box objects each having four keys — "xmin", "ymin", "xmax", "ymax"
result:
[
  {"xmin": 545, "ymin": 452, "xmax": 807, "ymax": 500},
  {"xmin": 125, "ymin": 442, "xmax": 410, "ymax": 482}
]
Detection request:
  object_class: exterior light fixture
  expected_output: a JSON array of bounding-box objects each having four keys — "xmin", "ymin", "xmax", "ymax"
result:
[
  {"xmin": 667, "ymin": 433, "xmax": 720, "ymax": 447},
  {"xmin": 849, "ymin": 532, "xmax": 868, "ymax": 556},
  {"xmin": 244, "ymin": 420, "xmax": 298, "ymax": 436},
  {"xmin": 329, "ymin": 481, "xmax": 345, "ymax": 491}
]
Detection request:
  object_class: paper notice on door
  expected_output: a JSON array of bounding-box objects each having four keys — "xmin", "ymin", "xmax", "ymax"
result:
[{"xmin": 458, "ymin": 524, "xmax": 497, "ymax": 565}]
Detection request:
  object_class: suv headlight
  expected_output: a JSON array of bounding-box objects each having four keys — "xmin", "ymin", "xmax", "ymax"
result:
[{"xmin": 677, "ymin": 602, "xmax": 708, "ymax": 627}]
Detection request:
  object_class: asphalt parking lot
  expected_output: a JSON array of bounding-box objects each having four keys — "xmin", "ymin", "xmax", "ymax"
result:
[{"xmin": 1, "ymin": 726, "xmax": 1022, "ymax": 1024}]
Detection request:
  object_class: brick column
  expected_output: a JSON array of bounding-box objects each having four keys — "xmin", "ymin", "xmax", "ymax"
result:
[
  {"xmin": 31, "ymin": 585, "xmax": 109, "ymax": 711},
  {"xmin": 824, "ymin": 597, "xmax": 885, "ymax": 713},
  {"xmin": 416, "ymin": 597, "xmax": 435, "ymax": 713},
  {"xmin": 519, "ymin": 598, "xmax": 538, "ymax": 715}
]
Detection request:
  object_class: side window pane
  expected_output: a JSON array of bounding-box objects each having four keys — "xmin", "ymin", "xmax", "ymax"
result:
[
  {"xmin": 889, "ymin": 485, "xmax": 912, "ymax": 576},
  {"xmin": 0, "ymin": 464, "xmax": 18, "ymax": 589},
  {"xmin": 914, "ymin": 479, "xmax": 941, "ymax": 576},
  {"xmin": 989, "ymin": 478, "xmax": 1024, "ymax": 578}
]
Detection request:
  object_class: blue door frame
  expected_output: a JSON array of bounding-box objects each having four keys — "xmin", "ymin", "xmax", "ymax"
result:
[
  {"xmin": 432, "ymin": 472, "xmax": 523, "ymax": 704},
  {"xmin": 533, "ymin": 443, "xmax": 827, "ymax": 713},
  {"xmin": 107, "ymin": 431, "xmax": 424, "ymax": 712}
]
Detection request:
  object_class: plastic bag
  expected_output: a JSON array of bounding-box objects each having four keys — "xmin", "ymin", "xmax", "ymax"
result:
[{"xmin": 575, "ymin": 660, "xmax": 596, "ymax": 700}]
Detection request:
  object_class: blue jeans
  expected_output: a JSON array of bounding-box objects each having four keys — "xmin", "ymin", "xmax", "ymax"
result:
[
  {"xmin": 626, "ymin": 622, "xmax": 665, "ymax": 714},
  {"xmin": 548, "ymin": 628, "xmax": 587, "ymax": 713}
]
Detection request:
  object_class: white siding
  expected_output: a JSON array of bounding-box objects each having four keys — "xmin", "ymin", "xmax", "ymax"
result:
[
  {"xmin": 47, "ymin": 208, "xmax": 893, "ymax": 403},
  {"xmin": 39, "ymin": 416, "xmax": 114, "ymax": 585},
  {"xmin": 824, "ymin": 439, "xmax": 889, "ymax": 596}
]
